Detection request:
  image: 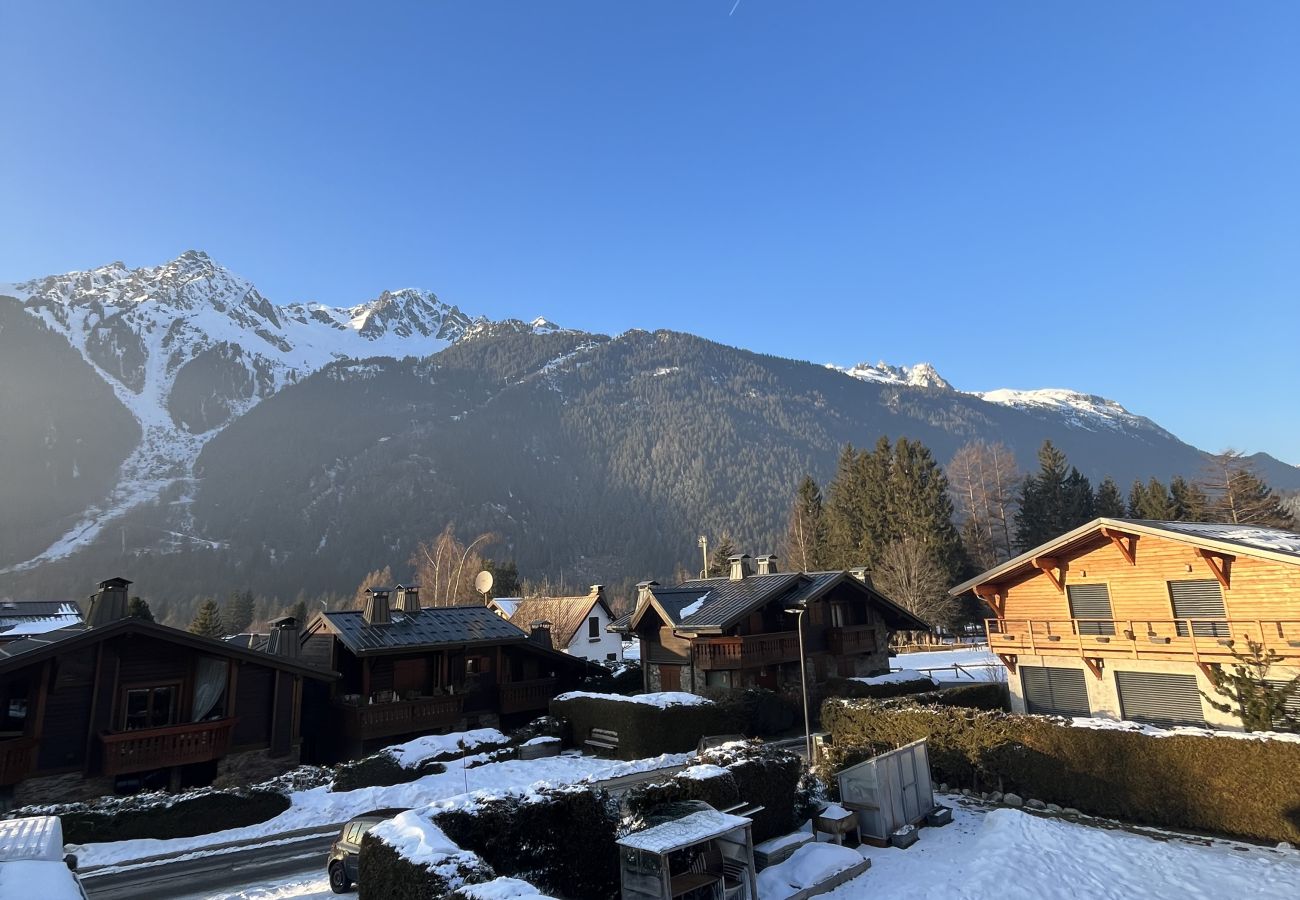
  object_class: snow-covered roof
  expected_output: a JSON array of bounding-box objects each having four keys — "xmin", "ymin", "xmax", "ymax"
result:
[
  {"xmin": 0, "ymin": 602, "xmax": 84, "ymax": 641},
  {"xmin": 618, "ymin": 807, "xmax": 751, "ymax": 853}
]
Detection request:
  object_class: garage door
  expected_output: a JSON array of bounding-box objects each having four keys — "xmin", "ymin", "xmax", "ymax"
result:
[
  {"xmin": 1115, "ymin": 671, "xmax": 1205, "ymax": 726},
  {"xmin": 1021, "ymin": 665, "xmax": 1090, "ymax": 717}
]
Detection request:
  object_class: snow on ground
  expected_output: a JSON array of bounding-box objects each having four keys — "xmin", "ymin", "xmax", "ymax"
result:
[
  {"xmin": 759, "ymin": 842, "xmax": 863, "ymax": 898},
  {"xmin": 1068, "ymin": 715, "xmax": 1300, "ymax": 744},
  {"xmin": 386, "ymin": 728, "xmax": 507, "ymax": 766},
  {"xmin": 889, "ymin": 645, "xmax": 1005, "ymax": 682},
  {"xmin": 74, "ymin": 749, "xmax": 692, "ymax": 869},
  {"xmin": 171, "ymin": 869, "xmax": 333, "ymax": 900},
  {"xmin": 554, "ymin": 690, "xmax": 711, "ymax": 707},
  {"xmin": 854, "ymin": 669, "xmax": 937, "ymax": 686},
  {"xmin": 820, "ymin": 801, "xmax": 1300, "ymax": 900}
]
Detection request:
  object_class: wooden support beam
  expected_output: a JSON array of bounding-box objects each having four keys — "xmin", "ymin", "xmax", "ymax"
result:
[
  {"xmin": 1082, "ymin": 657, "xmax": 1104, "ymax": 680},
  {"xmin": 1197, "ymin": 661, "xmax": 1219, "ymax": 681},
  {"xmin": 1032, "ymin": 557, "xmax": 1065, "ymax": 594},
  {"xmin": 974, "ymin": 585, "xmax": 1004, "ymax": 618},
  {"xmin": 1193, "ymin": 547, "xmax": 1233, "ymax": 590},
  {"xmin": 996, "ymin": 653, "xmax": 1018, "ymax": 674},
  {"xmin": 1100, "ymin": 527, "xmax": 1137, "ymax": 566}
]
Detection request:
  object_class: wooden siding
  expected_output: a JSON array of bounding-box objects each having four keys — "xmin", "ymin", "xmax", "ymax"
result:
[
  {"xmin": 232, "ymin": 663, "xmax": 274, "ymax": 747},
  {"xmin": 37, "ymin": 650, "xmax": 95, "ymax": 772},
  {"xmin": 996, "ymin": 532, "xmax": 1300, "ymax": 624}
]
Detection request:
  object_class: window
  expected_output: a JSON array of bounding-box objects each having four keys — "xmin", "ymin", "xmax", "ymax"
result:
[
  {"xmin": 1115, "ymin": 671, "xmax": 1205, "ymax": 726},
  {"xmin": 1168, "ymin": 580, "xmax": 1229, "ymax": 637},
  {"xmin": 606, "ymin": 653, "xmax": 616, "ymax": 661},
  {"xmin": 122, "ymin": 685, "xmax": 178, "ymax": 731},
  {"xmin": 589, "ymin": 616, "xmax": 600, "ymax": 640},
  {"xmin": 1066, "ymin": 584, "xmax": 1114, "ymax": 636},
  {"xmin": 830, "ymin": 604, "xmax": 848, "ymax": 628}
]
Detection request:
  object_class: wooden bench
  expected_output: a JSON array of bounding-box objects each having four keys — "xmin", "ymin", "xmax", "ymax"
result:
[{"xmin": 585, "ymin": 727, "xmax": 620, "ymax": 756}]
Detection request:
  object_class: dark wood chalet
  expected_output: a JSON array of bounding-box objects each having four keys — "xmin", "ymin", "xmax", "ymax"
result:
[
  {"xmin": 622, "ymin": 555, "xmax": 929, "ymax": 694},
  {"xmin": 0, "ymin": 579, "xmax": 334, "ymax": 807},
  {"xmin": 299, "ymin": 586, "xmax": 597, "ymax": 759}
]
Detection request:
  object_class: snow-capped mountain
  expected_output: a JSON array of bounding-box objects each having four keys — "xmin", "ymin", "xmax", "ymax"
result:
[
  {"xmin": 832, "ymin": 360, "xmax": 1169, "ymax": 437},
  {"xmin": 0, "ymin": 251, "xmax": 561, "ymax": 572}
]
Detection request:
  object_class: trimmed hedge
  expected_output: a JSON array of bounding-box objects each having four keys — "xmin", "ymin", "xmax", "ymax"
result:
[
  {"xmin": 626, "ymin": 767, "xmax": 741, "ymax": 822},
  {"xmin": 822, "ymin": 675, "xmax": 939, "ymax": 701},
  {"xmin": 54, "ymin": 787, "xmax": 290, "ymax": 844},
  {"xmin": 431, "ymin": 787, "xmax": 621, "ymax": 900},
  {"xmin": 930, "ymin": 681, "xmax": 1009, "ymax": 711},
  {"xmin": 821, "ymin": 698, "xmax": 1300, "ymax": 844},
  {"xmin": 359, "ymin": 829, "xmax": 495, "ymax": 900},
  {"xmin": 331, "ymin": 751, "xmax": 447, "ymax": 793},
  {"xmin": 550, "ymin": 694, "xmax": 739, "ymax": 760}
]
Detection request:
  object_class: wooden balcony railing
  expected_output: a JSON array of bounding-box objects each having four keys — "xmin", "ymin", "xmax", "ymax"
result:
[
  {"xmin": 0, "ymin": 737, "xmax": 36, "ymax": 785},
  {"xmin": 986, "ymin": 618, "xmax": 1300, "ymax": 664},
  {"xmin": 99, "ymin": 718, "xmax": 236, "ymax": 777},
  {"xmin": 693, "ymin": 631, "xmax": 801, "ymax": 670},
  {"xmin": 827, "ymin": 624, "xmax": 878, "ymax": 657},
  {"xmin": 336, "ymin": 694, "xmax": 465, "ymax": 742},
  {"xmin": 499, "ymin": 678, "xmax": 558, "ymax": 715}
]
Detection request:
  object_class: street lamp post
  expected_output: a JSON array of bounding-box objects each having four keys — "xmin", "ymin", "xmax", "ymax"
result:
[{"xmin": 784, "ymin": 604, "xmax": 813, "ymax": 763}]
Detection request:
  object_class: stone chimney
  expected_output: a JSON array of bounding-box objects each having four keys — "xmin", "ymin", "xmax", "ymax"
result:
[
  {"xmin": 755, "ymin": 555, "xmax": 779, "ymax": 576},
  {"xmin": 362, "ymin": 587, "xmax": 392, "ymax": 626},
  {"xmin": 728, "ymin": 554, "xmax": 752, "ymax": 581},
  {"xmin": 636, "ymin": 580, "xmax": 660, "ymax": 603},
  {"xmin": 849, "ymin": 567, "xmax": 873, "ymax": 588},
  {"xmin": 528, "ymin": 619, "xmax": 554, "ymax": 648},
  {"xmin": 86, "ymin": 577, "xmax": 132, "ymax": 627},
  {"xmin": 266, "ymin": 615, "xmax": 301, "ymax": 659},
  {"xmin": 395, "ymin": 584, "xmax": 421, "ymax": 614}
]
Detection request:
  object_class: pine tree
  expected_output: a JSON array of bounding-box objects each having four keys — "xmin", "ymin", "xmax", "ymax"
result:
[
  {"xmin": 887, "ymin": 437, "xmax": 964, "ymax": 583},
  {"xmin": 1170, "ymin": 476, "xmax": 1209, "ymax": 522},
  {"xmin": 1016, "ymin": 441, "xmax": 1094, "ymax": 549},
  {"xmin": 708, "ymin": 534, "xmax": 738, "ymax": 577},
  {"xmin": 1197, "ymin": 451, "xmax": 1296, "ymax": 528},
  {"xmin": 126, "ymin": 596, "xmax": 154, "ymax": 622},
  {"xmin": 1094, "ymin": 477, "xmax": 1126, "ymax": 517},
  {"xmin": 1130, "ymin": 477, "xmax": 1175, "ymax": 519},
  {"xmin": 225, "ymin": 589, "xmax": 255, "ymax": 634},
  {"xmin": 189, "ymin": 599, "xmax": 224, "ymax": 638},
  {"xmin": 288, "ymin": 599, "xmax": 308, "ymax": 626},
  {"xmin": 1200, "ymin": 637, "xmax": 1300, "ymax": 732},
  {"xmin": 482, "ymin": 559, "xmax": 521, "ymax": 597},
  {"xmin": 824, "ymin": 444, "xmax": 870, "ymax": 568},
  {"xmin": 781, "ymin": 475, "xmax": 828, "ymax": 572}
]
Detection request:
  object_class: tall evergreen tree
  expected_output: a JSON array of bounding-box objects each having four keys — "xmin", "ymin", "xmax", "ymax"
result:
[
  {"xmin": 824, "ymin": 444, "xmax": 871, "ymax": 568},
  {"xmin": 1130, "ymin": 477, "xmax": 1176, "ymax": 519},
  {"xmin": 707, "ymin": 534, "xmax": 738, "ymax": 577},
  {"xmin": 1015, "ymin": 441, "xmax": 1068, "ymax": 550},
  {"xmin": 189, "ymin": 599, "xmax": 224, "ymax": 638},
  {"xmin": 126, "ymin": 596, "xmax": 154, "ymax": 622},
  {"xmin": 886, "ymin": 437, "xmax": 964, "ymax": 583},
  {"xmin": 482, "ymin": 559, "xmax": 521, "ymax": 597},
  {"xmin": 781, "ymin": 475, "xmax": 828, "ymax": 572},
  {"xmin": 1170, "ymin": 476, "xmax": 1209, "ymax": 522},
  {"xmin": 1094, "ymin": 476, "xmax": 1126, "ymax": 517},
  {"xmin": 225, "ymin": 589, "xmax": 255, "ymax": 634}
]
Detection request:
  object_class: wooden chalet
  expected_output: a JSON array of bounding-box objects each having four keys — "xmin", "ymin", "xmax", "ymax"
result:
[
  {"xmin": 0, "ymin": 578, "xmax": 334, "ymax": 807},
  {"xmin": 501, "ymin": 585, "xmax": 624, "ymax": 663},
  {"xmin": 952, "ymin": 518, "xmax": 1300, "ymax": 729},
  {"xmin": 0, "ymin": 600, "xmax": 84, "ymax": 644},
  {"xmin": 623, "ymin": 555, "xmax": 929, "ymax": 694},
  {"xmin": 299, "ymin": 586, "xmax": 597, "ymax": 759}
]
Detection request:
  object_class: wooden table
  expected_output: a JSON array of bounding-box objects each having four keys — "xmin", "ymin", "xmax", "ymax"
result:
[{"xmin": 670, "ymin": 871, "xmax": 721, "ymax": 899}]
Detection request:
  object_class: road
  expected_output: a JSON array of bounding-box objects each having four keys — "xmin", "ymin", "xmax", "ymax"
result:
[{"xmin": 80, "ymin": 759, "xmax": 688, "ymax": 899}]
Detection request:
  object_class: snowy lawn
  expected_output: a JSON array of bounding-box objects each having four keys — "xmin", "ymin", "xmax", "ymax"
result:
[
  {"xmin": 853, "ymin": 669, "xmax": 937, "ymax": 686},
  {"xmin": 818, "ymin": 800, "xmax": 1300, "ymax": 900},
  {"xmin": 74, "ymin": 749, "xmax": 692, "ymax": 869},
  {"xmin": 889, "ymin": 645, "xmax": 1005, "ymax": 682},
  {"xmin": 172, "ymin": 870, "xmax": 333, "ymax": 900}
]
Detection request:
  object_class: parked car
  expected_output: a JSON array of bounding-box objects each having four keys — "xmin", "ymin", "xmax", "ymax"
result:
[
  {"xmin": 327, "ymin": 808, "xmax": 408, "ymax": 894},
  {"xmin": 0, "ymin": 815, "xmax": 89, "ymax": 900}
]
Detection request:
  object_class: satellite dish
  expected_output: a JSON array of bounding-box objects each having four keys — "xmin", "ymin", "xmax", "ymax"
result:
[{"xmin": 474, "ymin": 570, "xmax": 494, "ymax": 597}]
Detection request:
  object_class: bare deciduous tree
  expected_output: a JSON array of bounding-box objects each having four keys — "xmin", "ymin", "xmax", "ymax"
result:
[
  {"xmin": 947, "ymin": 440, "xmax": 1021, "ymax": 568},
  {"xmin": 1196, "ymin": 450, "xmax": 1296, "ymax": 528},
  {"xmin": 873, "ymin": 538, "xmax": 958, "ymax": 628},
  {"xmin": 410, "ymin": 525, "xmax": 500, "ymax": 606}
]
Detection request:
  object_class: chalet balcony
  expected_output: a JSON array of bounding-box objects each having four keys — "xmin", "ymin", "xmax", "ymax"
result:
[
  {"xmin": 693, "ymin": 632, "xmax": 801, "ymax": 671},
  {"xmin": 986, "ymin": 618, "xmax": 1300, "ymax": 664},
  {"xmin": 99, "ymin": 718, "xmax": 236, "ymax": 777},
  {"xmin": 336, "ymin": 694, "xmax": 465, "ymax": 742},
  {"xmin": 827, "ymin": 624, "xmax": 879, "ymax": 657},
  {"xmin": 499, "ymin": 678, "xmax": 558, "ymax": 715},
  {"xmin": 0, "ymin": 737, "xmax": 36, "ymax": 785}
]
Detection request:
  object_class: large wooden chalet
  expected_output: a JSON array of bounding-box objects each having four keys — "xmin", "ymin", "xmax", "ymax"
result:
[
  {"xmin": 300, "ymin": 586, "xmax": 597, "ymax": 760},
  {"xmin": 621, "ymin": 555, "xmax": 929, "ymax": 694},
  {"xmin": 0, "ymin": 578, "xmax": 332, "ymax": 807},
  {"xmin": 953, "ymin": 518, "xmax": 1300, "ymax": 729}
]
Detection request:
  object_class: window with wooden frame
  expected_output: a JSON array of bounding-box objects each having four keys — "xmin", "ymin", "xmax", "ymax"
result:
[
  {"xmin": 121, "ymin": 683, "xmax": 180, "ymax": 731},
  {"xmin": 829, "ymin": 603, "xmax": 849, "ymax": 628}
]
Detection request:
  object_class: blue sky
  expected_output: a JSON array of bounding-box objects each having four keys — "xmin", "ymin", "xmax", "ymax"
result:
[{"xmin": 3, "ymin": 2, "xmax": 1298, "ymax": 464}]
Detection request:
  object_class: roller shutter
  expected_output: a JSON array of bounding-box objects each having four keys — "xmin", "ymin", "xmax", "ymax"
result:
[
  {"xmin": 1268, "ymin": 680, "xmax": 1300, "ymax": 732},
  {"xmin": 1067, "ymin": 584, "xmax": 1114, "ymax": 636},
  {"xmin": 1168, "ymin": 580, "xmax": 1229, "ymax": 637},
  {"xmin": 1115, "ymin": 671, "xmax": 1205, "ymax": 726},
  {"xmin": 1021, "ymin": 665, "xmax": 1090, "ymax": 717}
]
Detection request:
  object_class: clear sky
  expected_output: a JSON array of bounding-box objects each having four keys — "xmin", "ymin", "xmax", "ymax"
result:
[{"xmin": 3, "ymin": 2, "xmax": 1298, "ymax": 463}]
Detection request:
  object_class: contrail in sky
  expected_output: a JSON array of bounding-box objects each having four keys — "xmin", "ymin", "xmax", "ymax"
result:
[{"xmin": 730, "ymin": 0, "xmax": 742, "ymax": 15}]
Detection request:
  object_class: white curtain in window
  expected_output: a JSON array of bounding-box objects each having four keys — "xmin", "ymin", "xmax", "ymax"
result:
[{"xmin": 192, "ymin": 656, "xmax": 229, "ymax": 722}]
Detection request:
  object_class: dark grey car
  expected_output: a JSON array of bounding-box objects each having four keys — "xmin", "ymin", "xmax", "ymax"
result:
[{"xmin": 327, "ymin": 808, "xmax": 407, "ymax": 893}]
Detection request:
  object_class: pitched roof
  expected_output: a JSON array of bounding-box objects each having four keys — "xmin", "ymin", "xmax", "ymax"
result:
[
  {"xmin": 490, "ymin": 598, "xmax": 523, "ymax": 618},
  {"xmin": 0, "ymin": 601, "xmax": 84, "ymax": 640},
  {"xmin": 0, "ymin": 618, "xmax": 335, "ymax": 679},
  {"xmin": 504, "ymin": 594, "xmax": 608, "ymax": 651},
  {"xmin": 951, "ymin": 517, "xmax": 1300, "ymax": 596},
  {"xmin": 316, "ymin": 604, "xmax": 529, "ymax": 656},
  {"xmin": 630, "ymin": 570, "xmax": 929, "ymax": 633}
]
